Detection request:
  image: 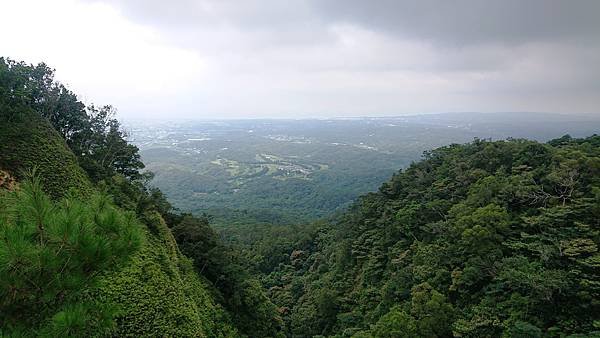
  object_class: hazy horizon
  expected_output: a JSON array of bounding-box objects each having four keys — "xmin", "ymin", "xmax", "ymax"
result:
[{"xmin": 120, "ymin": 111, "xmax": 600, "ymax": 124}]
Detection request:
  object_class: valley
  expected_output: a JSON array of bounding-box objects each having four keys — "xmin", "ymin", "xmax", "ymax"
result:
[{"xmin": 128, "ymin": 113, "xmax": 600, "ymax": 226}]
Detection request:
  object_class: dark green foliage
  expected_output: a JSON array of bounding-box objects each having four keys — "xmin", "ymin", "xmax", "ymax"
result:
[
  {"xmin": 75, "ymin": 104, "xmax": 146, "ymax": 183},
  {"xmin": 0, "ymin": 58, "xmax": 55, "ymax": 117},
  {"xmin": 0, "ymin": 57, "xmax": 145, "ymax": 185},
  {"xmin": 369, "ymin": 307, "xmax": 417, "ymax": 338},
  {"xmin": 254, "ymin": 136, "xmax": 600, "ymax": 337},
  {"xmin": 0, "ymin": 111, "xmax": 91, "ymax": 198},
  {"xmin": 0, "ymin": 175, "xmax": 142, "ymax": 335},
  {"xmin": 172, "ymin": 214, "xmax": 285, "ymax": 337}
]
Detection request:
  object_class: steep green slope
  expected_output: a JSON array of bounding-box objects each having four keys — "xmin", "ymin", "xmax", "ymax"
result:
[
  {"xmin": 256, "ymin": 136, "xmax": 600, "ymax": 337},
  {"xmin": 89, "ymin": 212, "xmax": 239, "ymax": 337},
  {"xmin": 0, "ymin": 112, "xmax": 240, "ymax": 336},
  {"xmin": 0, "ymin": 111, "xmax": 91, "ymax": 198}
]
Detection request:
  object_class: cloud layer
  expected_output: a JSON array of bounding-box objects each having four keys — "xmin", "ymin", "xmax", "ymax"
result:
[{"xmin": 2, "ymin": 0, "xmax": 599, "ymax": 119}]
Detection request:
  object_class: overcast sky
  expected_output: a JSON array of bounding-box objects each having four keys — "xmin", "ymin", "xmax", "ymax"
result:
[{"xmin": 1, "ymin": 0, "xmax": 599, "ymax": 119}]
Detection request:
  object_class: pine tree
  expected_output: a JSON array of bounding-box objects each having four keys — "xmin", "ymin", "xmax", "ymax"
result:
[{"xmin": 0, "ymin": 173, "xmax": 142, "ymax": 335}]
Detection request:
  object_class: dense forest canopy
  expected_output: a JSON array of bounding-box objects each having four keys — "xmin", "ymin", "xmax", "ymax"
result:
[
  {"xmin": 236, "ymin": 136, "xmax": 600, "ymax": 337},
  {"xmin": 1, "ymin": 56, "xmax": 599, "ymax": 338}
]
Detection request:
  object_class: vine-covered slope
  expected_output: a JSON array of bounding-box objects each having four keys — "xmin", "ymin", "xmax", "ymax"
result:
[
  {"xmin": 0, "ymin": 112, "xmax": 91, "ymax": 198},
  {"xmin": 0, "ymin": 113, "xmax": 237, "ymax": 336}
]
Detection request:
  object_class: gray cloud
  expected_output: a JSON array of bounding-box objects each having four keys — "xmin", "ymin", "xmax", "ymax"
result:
[
  {"xmin": 79, "ymin": 0, "xmax": 600, "ymax": 117},
  {"xmin": 313, "ymin": 0, "xmax": 600, "ymax": 46},
  {"xmin": 93, "ymin": 0, "xmax": 600, "ymax": 45}
]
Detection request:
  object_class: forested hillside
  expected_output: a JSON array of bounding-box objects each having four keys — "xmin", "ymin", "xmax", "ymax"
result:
[
  {"xmin": 0, "ymin": 58, "xmax": 282, "ymax": 337},
  {"xmin": 241, "ymin": 136, "xmax": 600, "ymax": 337},
  {"xmin": 2, "ymin": 57, "xmax": 599, "ymax": 338}
]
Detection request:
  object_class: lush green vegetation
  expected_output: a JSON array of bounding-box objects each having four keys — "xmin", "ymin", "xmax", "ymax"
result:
[
  {"xmin": 88, "ymin": 211, "xmax": 241, "ymax": 337},
  {"xmin": 238, "ymin": 136, "xmax": 600, "ymax": 337},
  {"xmin": 0, "ymin": 111, "xmax": 92, "ymax": 199},
  {"xmin": 0, "ymin": 174, "xmax": 142, "ymax": 335},
  {"xmin": 170, "ymin": 214, "xmax": 284, "ymax": 337},
  {"xmin": 2, "ymin": 56, "xmax": 600, "ymax": 337},
  {"xmin": 0, "ymin": 57, "xmax": 282, "ymax": 337}
]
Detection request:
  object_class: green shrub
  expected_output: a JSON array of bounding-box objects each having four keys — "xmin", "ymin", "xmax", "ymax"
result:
[{"xmin": 0, "ymin": 174, "xmax": 141, "ymax": 335}]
